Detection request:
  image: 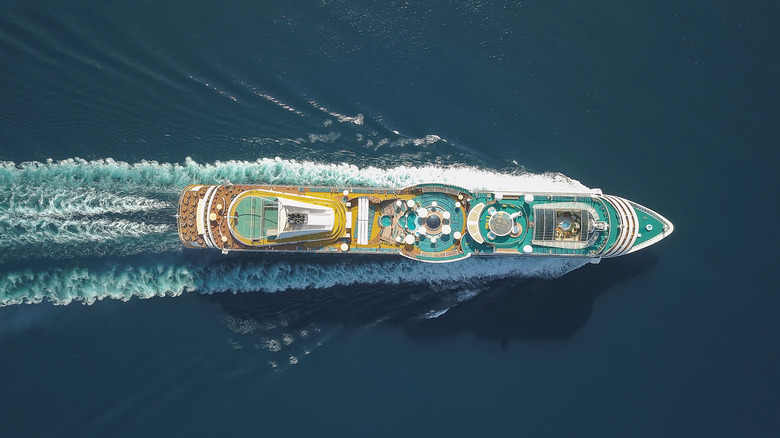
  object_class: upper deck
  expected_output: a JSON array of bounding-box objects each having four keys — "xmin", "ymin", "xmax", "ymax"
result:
[{"xmin": 177, "ymin": 183, "xmax": 672, "ymax": 262}]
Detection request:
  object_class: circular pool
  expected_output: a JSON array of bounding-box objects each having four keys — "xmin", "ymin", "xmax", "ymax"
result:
[{"xmin": 488, "ymin": 211, "xmax": 514, "ymax": 237}]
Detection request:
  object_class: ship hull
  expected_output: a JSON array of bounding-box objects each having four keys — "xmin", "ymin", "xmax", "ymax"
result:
[{"xmin": 178, "ymin": 183, "xmax": 673, "ymax": 263}]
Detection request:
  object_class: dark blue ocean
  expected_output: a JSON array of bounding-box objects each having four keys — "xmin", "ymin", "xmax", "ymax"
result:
[{"xmin": 2, "ymin": 0, "xmax": 779, "ymax": 436}]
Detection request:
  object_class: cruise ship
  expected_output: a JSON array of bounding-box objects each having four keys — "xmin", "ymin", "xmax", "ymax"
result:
[{"xmin": 177, "ymin": 183, "xmax": 673, "ymax": 263}]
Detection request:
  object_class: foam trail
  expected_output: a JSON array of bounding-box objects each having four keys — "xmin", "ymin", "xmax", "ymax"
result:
[
  {"xmin": 238, "ymin": 82, "xmax": 305, "ymax": 116},
  {"xmin": 0, "ymin": 217, "xmax": 172, "ymax": 245},
  {"xmin": 0, "ymin": 156, "xmax": 589, "ymax": 194},
  {"xmin": 308, "ymin": 99, "xmax": 364, "ymax": 125},
  {"xmin": 6, "ymin": 189, "xmax": 169, "ymax": 218},
  {"xmin": 421, "ymin": 287, "xmax": 486, "ymax": 319},
  {"xmin": 0, "ymin": 257, "xmax": 586, "ymax": 307},
  {"xmin": 0, "ymin": 262, "xmax": 196, "ymax": 306},
  {"xmin": 425, "ymin": 308, "xmax": 450, "ymax": 319},
  {"xmin": 199, "ymin": 257, "xmax": 586, "ymax": 293},
  {"xmin": 0, "ymin": 230, "xmax": 179, "ymax": 261}
]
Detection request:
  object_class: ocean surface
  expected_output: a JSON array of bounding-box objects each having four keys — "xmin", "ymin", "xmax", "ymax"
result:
[{"xmin": 1, "ymin": 0, "xmax": 779, "ymax": 436}]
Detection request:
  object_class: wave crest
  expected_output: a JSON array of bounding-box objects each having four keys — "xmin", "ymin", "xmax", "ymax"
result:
[{"xmin": 0, "ymin": 256, "xmax": 586, "ymax": 307}]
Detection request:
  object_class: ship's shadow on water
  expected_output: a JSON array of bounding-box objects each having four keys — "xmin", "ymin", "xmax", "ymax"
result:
[
  {"xmin": 206, "ymin": 252, "xmax": 658, "ymax": 346},
  {"xmin": 408, "ymin": 252, "xmax": 659, "ymax": 346}
]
